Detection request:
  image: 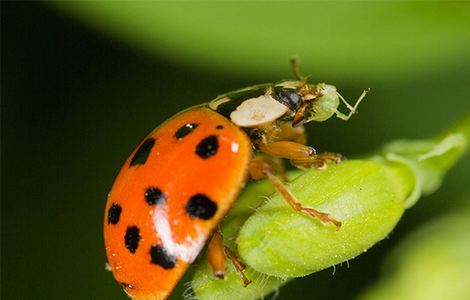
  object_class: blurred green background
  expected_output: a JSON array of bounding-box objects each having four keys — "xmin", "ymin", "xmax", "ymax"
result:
[{"xmin": 2, "ymin": 2, "xmax": 469, "ymax": 299}]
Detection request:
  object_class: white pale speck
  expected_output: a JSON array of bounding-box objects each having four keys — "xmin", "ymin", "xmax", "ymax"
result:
[
  {"xmin": 231, "ymin": 141, "xmax": 239, "ymax": 153},
  {"xmin": 230, "ymin": 95, "xmax": 288, "ymax": 127},
  {"xmin": 152, "ymin": 208, "xmax": 205, "ymax": 263},
  {"xmin": 105, "ymin": 263, "xmax": 112, "ymax": 271}
]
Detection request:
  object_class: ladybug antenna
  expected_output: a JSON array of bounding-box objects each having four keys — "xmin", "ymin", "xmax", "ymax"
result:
[{"xmin": 290, "ymin": 57, "xmax": 310, "ymax": 83}]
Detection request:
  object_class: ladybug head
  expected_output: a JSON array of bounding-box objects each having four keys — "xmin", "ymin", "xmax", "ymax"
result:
[{"xmin": 286, "ymin": 58, "xmax": 369, "ymax": 127}]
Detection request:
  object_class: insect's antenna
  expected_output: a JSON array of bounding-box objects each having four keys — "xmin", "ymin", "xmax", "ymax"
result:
[
  {"xmin": 335, "ymin": 88, "xmax": 369, "ymax": 121},
  {"xmin": 290, "ymin": 57, "xmax": 309, "ymax": 83}
]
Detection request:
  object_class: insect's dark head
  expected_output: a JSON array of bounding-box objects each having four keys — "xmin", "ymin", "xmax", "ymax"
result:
[{"xmin": 273, "ymin": 81, "xmax": 344, "ymax": 127}]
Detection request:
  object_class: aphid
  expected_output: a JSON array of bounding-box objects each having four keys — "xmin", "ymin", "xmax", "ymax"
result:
[{"xmin": 104, "ymin": 58, "xmax": 368, "ymax": 299}]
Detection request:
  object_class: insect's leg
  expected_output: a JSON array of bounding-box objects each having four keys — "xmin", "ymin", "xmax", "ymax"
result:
[
  {"xmin": 335, "ymin": 89, "xmax": 369, "ymax": 121},
  {"xmin": 258, "ymin": 141, "xmax": 317, "ymax": 161},
  {"xmin": 274, "ymin": 122, "xmax": 307, "ymax": 145},
  {"xmin": 258, "ymin": 138, "xmax": 342, "ymax": 170},
  {"xmin": 224, "ymin": 247, "xmax": 252, "ymax": 287},
  {"xmin": 253, "ymin": 121, "xmax": 309, "ymax": 157},
  {"xmin": 256, "ymin": 154, "xmax": 288, "ymax": 182},
  {"xmin": 249, "ymin": 158, "xmax": 342, "ymax": 229},
  {"xmin": 206, "ymin": 230, "xmax": 252, "ymax": 286},
  {"xmin": 291, "ymin": 152, "xmax": 342, "ymax": 170},
  {"xmin": 207, "ymin": 230, "xmax": 227, "ymax": 279}
]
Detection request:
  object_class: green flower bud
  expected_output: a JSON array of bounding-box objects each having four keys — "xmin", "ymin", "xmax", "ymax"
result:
[{"xmin": 238, "ymin": 160, "xmax": 413, "ymax": 277}]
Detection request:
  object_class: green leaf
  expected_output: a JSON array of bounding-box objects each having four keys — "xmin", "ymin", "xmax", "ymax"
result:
[{"xmin": 380, "ymin": 132, "xmax": 467, "ymax": 208}]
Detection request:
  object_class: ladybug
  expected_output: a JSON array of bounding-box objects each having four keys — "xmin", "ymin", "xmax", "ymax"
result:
[{"xmin": 104, "ymin": 59, "xmax": 368, "ymax": 300}]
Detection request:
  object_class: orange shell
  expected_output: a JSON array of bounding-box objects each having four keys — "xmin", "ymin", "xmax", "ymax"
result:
[{"xmin": 104, "ymin": 108, "xmax": 252, "ymax": 299}]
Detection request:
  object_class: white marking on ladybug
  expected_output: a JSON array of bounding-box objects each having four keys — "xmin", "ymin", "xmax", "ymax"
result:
[
  {"xmin": 230, "ymin": 95, "xmax": 288, "ymax": 127},
  {"xmin": 231, "ymin": 141, "xmax": 239, "ymax": 153},
  {"xmin": 152, "ymin": 208, "xmax": 205, "ymax": 263}
]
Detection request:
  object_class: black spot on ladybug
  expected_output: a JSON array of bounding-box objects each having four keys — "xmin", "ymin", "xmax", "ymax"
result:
[
  {"xmin": 150, "ymin": 244, "xmax": 177, "ymax": 269},
  {"xmin": 216, "ymin": 125, "xmax": 224, "ymax": 130},
  {"xmin": 124, "ymin": 226, "xmax": 141, "ymax": 254},
  {"xmin": 185, "ymin": 193, "xmax": 217, "ymax": 220},
  {"xmin": 130, "ymin": 138, "xmax": 155, "ymax": 166},
  {"xmin": 174, "ymin": 123, "xmax": 198, "ymax": 140},
  {"xmin": 108, "ymin": 203, "xmax": 122, "ymax": 225},
  {"xmin": 195, "ymin": 135, "xmax": 219, "ymax": 159},
  {"xmin": 144, "ymin": 187, "xmax": 166, "ymax": 206}
]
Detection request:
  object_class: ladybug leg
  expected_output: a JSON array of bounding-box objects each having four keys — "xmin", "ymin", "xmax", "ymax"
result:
[
  {"xmin": 259, "ymin": 142, "xmax": 342, "ymax": 170},
  {"xmin": 291, "ymin": 152, "xmax": 342, "ymax": 170},
  {"xmin": 258, "ymin": 141, "xmax": 317, "ymax": 160},
  {"xmin": 256, "ymin": 154, "xmax": 288, "ymax": 182},
  {"xmin": 207, "ymin": 230, "xmax": 227, "ymax": 279},
  {"xmin": 207, "ymin": 230, "xmax": 252, "ymax": 286},
  {"xmin": 249, "ymin": 158, "xmax": 342, "ymax": 230},
  {"xmin": 272, "ymin": 121, "xmax": 307, "ymax": 144},
  {"xmin": 257, "ymin": 121, "xmax": 340, "ymax": 168},
  {"xmin": 224, "ymin": 247, "xmax": 252, "ymax": 287}
]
